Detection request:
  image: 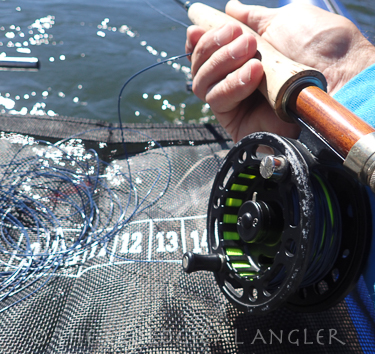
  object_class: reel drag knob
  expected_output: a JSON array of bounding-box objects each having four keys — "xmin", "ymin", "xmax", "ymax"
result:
[{"xmin": 237, "ymin": 199, "xmax": 281, "ymax": 246}]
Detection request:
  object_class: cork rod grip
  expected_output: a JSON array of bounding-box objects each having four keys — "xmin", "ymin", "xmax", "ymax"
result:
[{"xmin": 188, "ymin": 2, "xmax": 327, "ymax": 122}]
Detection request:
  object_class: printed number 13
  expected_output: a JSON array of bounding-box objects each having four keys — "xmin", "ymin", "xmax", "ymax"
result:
[{"xmin": 156, "ymin": 231, "xmax": 178, "ymax": 253}]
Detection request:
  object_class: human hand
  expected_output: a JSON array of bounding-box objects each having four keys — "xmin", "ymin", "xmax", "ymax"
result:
[{"xmin": 186, "ymin": 0, "xmax": 375, "ymax": 142}]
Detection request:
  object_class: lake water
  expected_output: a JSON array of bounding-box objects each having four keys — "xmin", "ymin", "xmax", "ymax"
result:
[{"xmin": 0, "ymin": 0, "xmax": 374, "ymax": 125}]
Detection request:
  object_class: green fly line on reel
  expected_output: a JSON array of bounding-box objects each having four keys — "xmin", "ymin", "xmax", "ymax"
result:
[{"xmin": 182, "ymin": 132, "xmax": 371, "ymax": 315}]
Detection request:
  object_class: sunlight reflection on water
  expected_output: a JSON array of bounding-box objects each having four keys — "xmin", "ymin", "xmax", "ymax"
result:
[{"xmin": 0, "ymin": 0, "xmax": 373, "ymax": 124}]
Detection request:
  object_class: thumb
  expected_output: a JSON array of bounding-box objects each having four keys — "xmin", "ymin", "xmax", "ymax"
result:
[{"xmin": 225, "ymin": 0, "xmax": 279, "ymax": 35}]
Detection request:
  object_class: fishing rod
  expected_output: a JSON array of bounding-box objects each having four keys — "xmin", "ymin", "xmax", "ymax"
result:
[
  {"xmin": 175, "ymin": 1, "xmax": 375, "ymax": 189},
  {"xmin": 179, "ymin": 1, "xmax": 374, "ymax": 315},
  {"xmin": 173, "ymin": 0, "xmax": 192, "ymax": 9}
]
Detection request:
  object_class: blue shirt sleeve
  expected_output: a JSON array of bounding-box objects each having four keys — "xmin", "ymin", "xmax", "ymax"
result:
[
  {"xmin": 333, "ymin": 63, "xmax": 375, "ymax": 127},
  {"xmin": 333, "ymin": 63, "xmax": 375, "ymax": 309}
]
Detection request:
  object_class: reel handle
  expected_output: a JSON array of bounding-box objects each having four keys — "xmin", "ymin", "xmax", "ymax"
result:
[
  {"xmin": 187, "ymin": 2, "xmax": 375, "ymax": 192},
  {"xmin": 182, "ymin": 252, "xmax": 226, "ymax": 273}
]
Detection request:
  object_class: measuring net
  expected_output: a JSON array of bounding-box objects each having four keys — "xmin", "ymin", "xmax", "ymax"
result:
[{"xmin": 0, "ymin": 114, "xmax": 374, "ymax": 354}]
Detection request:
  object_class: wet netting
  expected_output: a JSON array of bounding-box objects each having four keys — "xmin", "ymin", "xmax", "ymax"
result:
[{"xmin": 0, "ymin": 114, "xmax": 374, "ymax": 354}]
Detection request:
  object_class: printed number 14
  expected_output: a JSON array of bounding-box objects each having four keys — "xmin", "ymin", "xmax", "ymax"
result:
[{"xmin": 190, "ymin": 229, "xmax": 208, "ymax": 254}]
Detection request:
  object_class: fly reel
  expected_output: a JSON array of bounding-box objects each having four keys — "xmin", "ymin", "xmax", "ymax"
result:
[{"xmin": 182, "ymin": 131, "xmax": 372, "ymax": 315}]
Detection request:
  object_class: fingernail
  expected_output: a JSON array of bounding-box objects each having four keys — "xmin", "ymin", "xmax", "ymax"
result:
[
  {"xmin": 186, "ymin": 38, "xmax": 193, "ymax": 54},
  {"xmin": 214, "ymin": 23, "xmax": 233, "ymax": 46},
  {"xmin": 239, "ymin": 61, "xmax": 251, "ymax": 85},
  {"xmin": 229, "ymin": 35, "xmax": 249, "ymax": 60}
]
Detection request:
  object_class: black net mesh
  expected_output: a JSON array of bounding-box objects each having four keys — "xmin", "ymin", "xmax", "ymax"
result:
[{"xmin": 0, "ymin": 115, "xmax": 373, "ymax": 353}]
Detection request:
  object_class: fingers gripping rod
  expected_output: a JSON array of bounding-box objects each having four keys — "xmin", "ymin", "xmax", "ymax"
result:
[{"xmin": 181, "ymin": 2, "xmax": 375, "ymax": 193}]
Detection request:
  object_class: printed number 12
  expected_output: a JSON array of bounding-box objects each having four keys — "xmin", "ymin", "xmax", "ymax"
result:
[{"xmin": 121, "ymin": 232, "xmax": 142, "ymax": 254}]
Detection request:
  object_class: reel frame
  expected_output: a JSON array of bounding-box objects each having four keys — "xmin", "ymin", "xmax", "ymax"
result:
[
  {"xmin": 207, "ymin": 132, "xmax": 314, "ymax": 314},
  {"xmin": 184, "ymin": 130, "xmax": 372, "ymax": 315}
]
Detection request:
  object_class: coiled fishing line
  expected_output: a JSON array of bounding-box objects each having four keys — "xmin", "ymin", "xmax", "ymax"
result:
[
  {"xmin": 0, "ymin": 130, "xmax": 172, "ymax": 313},
  {"xmin": 0, "ymin": 0, "xmax": 193, "ymax": 311},
  {"xmin": 0, "ymin": 45, "xmax": 193, "ymax": 312}
]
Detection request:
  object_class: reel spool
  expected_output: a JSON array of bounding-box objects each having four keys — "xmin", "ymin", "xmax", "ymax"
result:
[{"xmin": 182, "ymin": 131, "xmax": 372, "ymax": 315}]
